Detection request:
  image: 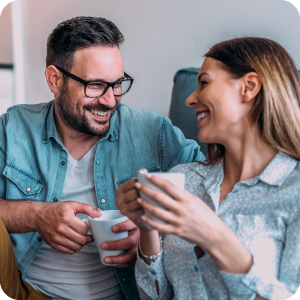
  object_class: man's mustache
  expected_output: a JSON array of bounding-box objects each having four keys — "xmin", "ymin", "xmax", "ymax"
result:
[{"xmin": 83, "ymin": 102, "xmax": 118, "ymax": 112}]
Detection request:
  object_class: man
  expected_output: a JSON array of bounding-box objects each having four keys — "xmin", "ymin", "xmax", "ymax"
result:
[{"xmin": 0, "ymin": 16, "xmax": 204, "ymax": 300}]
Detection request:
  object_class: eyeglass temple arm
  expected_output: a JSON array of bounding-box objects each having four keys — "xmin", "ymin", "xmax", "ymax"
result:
[{"xmin": 55, "ymin": 66, "xmax": 87, "ymax": 86}]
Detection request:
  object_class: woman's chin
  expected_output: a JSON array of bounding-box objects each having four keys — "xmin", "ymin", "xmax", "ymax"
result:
[{"xmin": 197, "ymin": 132, "xmax": 213, "ymax": 144}]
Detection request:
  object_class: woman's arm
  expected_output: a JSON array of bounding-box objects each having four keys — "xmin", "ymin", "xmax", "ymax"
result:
[
  {"xmin": 136, "ymin": 174, "xmax": 294, "ymax": 299},
  {"xmin": 116, "ymin": 174, "xmax": 173, "ymax": 299},
  {"xmin": 135, "ymin": 174, "xmax": 253, "ymax": 273}
]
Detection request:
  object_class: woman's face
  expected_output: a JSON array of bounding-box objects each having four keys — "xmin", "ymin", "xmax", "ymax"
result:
[{"xmin": 186, "ymin": 57, "xmax": 250, "ymax": 145}]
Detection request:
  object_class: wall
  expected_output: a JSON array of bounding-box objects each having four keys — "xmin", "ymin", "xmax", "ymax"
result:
[
  {"xmin": 5, "ymin": 0, "xmax": 300, "ymax": 115},
  {"xmin": 0, "ymin": 3, "xmax": 12, "ymax": 64}
]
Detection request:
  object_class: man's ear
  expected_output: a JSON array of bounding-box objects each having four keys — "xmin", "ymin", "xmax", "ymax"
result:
[
  {"xmin": 45, "ymin": 65, "xmax": 64, "ymax": 94},
  {"xmin": 241, "ymin": 72, "xmax": 261, "ymax": 103}
]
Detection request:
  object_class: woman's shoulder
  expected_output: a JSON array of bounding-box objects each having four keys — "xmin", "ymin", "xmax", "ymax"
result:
[
  {"xmin": 168, "ymin": 161, "xmax": 216, "ymax": 183},
  {"xmin": 169, "ymin": 161, "xmax": 205, "ymax": 174}
]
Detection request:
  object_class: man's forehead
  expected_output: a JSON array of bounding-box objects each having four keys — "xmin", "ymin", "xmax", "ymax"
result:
[{"xmin": 72, "ymin": 45, "xmax": 124, "ymax": 80}]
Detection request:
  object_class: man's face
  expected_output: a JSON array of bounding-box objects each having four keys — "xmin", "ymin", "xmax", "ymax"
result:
[{"xmin": 55, "ymin": 46, "xmax": 124, "ymax": 136}]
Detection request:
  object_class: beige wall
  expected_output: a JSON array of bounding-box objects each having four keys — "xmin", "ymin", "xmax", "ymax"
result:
[
  {"xmin": 3, "ymin": 0, "xmax": 300, "ymax": 115},
  {"xmin": 0, "ymin": 3, "xmax": 12, "ymax": 64}
]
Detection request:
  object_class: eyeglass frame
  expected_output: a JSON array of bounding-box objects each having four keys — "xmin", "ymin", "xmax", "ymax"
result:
[{"xmin": 55, "ymin": 66, "xmax": 134, "ymax": 98}]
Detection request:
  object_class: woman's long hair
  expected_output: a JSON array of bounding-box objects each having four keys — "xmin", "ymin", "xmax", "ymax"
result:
[{"xmin": 204, "ymin": 37, "xmax": 300, "ymax": 163}]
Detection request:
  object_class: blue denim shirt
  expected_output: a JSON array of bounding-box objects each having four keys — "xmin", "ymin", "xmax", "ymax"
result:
[{"xmin": 0, "ymin": 100, "xmax": 204, "ymax": 300}]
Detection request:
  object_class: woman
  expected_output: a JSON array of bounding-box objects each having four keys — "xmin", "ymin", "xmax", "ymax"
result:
[{"xmin": 116, "ymin": 37, "xmax": 300, "ymax": 300}]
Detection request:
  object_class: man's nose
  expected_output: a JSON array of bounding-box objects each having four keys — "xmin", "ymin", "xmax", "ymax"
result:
[{"xmin": 97, "ymin": 86, "xmax": 117, "ymax": 108}]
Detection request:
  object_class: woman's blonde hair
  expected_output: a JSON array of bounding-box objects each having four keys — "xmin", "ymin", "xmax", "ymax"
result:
[{"xmin": 204, "ymin": 37, "xmax": 300, "ymax": 163}]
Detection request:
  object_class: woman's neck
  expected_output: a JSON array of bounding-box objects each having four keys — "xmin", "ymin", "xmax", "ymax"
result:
[{"xmin": 219, "ymin": 125, "xmax": 277, "ymax": 203}]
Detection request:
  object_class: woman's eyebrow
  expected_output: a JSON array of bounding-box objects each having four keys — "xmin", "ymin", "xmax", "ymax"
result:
[{"xmin": 198, "ymin": 72, "xmax": 209, "ymax": 82}]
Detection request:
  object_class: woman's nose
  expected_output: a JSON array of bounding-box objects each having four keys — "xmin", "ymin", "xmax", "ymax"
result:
[{"xmin": 185, "ymin": 90, "xmax": 198, "ymax": 108}]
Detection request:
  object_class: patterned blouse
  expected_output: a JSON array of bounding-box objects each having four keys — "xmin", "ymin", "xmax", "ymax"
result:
[{"xmin": 135, "ymin": 152, "xmax": 300, "ymax": 300}]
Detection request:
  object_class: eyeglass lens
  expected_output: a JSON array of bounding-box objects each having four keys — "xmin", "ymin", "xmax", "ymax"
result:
[{"xmin": 86, "ymin": 80, "xmax": 131, "ymax": 97}]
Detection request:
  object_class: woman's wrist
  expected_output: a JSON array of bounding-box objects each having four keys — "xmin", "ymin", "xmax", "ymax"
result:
[
  {"xmin": 206, "ymin": 226, "xmax": 253, "ymax": 274},
  {"xmin": 139, "ymin": 229, "xmax": 161, "ymax": 265}
]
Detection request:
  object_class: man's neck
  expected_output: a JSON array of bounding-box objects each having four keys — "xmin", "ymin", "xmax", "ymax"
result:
[{"xmin": 54, "ymin": 107, "xmax": 100, "ymax": 161}]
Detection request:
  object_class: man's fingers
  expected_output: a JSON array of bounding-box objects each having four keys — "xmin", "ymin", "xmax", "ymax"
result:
[
  {"xmin": 102, "ymin": 230, "xmax": 139, "ymax": 250},
  {"xmin": 104, "ymin": 245, "xmax": 137, "ymax": 267},
  {"xmin": 112, "ymin": 219, "xmax": 138, "ymax": 233},
  {"xmin": 70, "ymin": 202, "xmax": 101, "ymax": 218},
  {"xmin": 46, "ymin": 233, "xmax": 92, "ymax": 254}
]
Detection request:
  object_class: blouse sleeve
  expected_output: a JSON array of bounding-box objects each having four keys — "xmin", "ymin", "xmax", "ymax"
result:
[{"xmin": 135, "ymin": 247, "xmax": 173, "ymax": 300}]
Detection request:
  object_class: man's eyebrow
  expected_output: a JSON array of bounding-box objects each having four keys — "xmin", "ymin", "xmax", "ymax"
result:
[
  {"xmin": 198, "ymin": 72, "xmax": 209, "ymax": 82},
  {"xmin": 87, "ymin": 76, "xmax": 126, "ymax": 83}
]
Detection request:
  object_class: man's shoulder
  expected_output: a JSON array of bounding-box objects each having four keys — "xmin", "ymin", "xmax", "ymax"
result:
[
  {"xmin": 118, "ymin": 103, "xmax": 165, "ymax": 122},
  {"xmin": 3, "ymin": 101, "xmax": 53, "ymax": 126},
  {"xmin": 7, "ymin": 101, "xmax": 52, "ymax": 116}
]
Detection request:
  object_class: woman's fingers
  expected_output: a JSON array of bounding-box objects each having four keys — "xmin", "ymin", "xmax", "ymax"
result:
[
  {"xmin": 144, "ymin": 174, "xmax": 186, "ymax": 201},
  {"xmin": 135, "ymin": 182, "xmax": 181, "ymax": 213},
  {"xmin": 138, "ymin": 197, "xmax": 177, "ymax": 224},
  {"xmin": 142, "ymin": 214, "xmax": 178, "ymax": 235}
]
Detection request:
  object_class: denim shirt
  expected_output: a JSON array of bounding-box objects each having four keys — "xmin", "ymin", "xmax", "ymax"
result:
[
  {"xmin": 135, "ymin": 153, "xmax": 300, "ymax": 300},
  {"xmin": 0, "ymin": 100, "xmax": 204, "ymax": 300}
]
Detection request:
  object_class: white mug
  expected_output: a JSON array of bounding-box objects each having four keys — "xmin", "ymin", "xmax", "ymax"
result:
[
  {"xmin": 137, "ymin": 172, "xmax": 185, "ymax": 223},
  {"xmin": 82, "ymin": 210, "xmax": 128, "ymax": 266}
]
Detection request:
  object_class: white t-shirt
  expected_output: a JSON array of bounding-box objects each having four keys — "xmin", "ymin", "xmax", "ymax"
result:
[{"xmin": 26, "ymin": 143, "xmax": 125, "ymax": 300}]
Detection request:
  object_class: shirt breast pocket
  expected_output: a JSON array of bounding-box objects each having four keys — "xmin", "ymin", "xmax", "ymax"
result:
[{"xmin": 3, "ymin": 164, "xmax": 44, "ymax": 199}]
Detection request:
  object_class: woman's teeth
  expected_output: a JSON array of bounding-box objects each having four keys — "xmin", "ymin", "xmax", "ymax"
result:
[
  {"xmin": 198, "ymin": 112, "xmax": 209, "ymax": 121},
  {"xmin": 91, "ymin": 110, "xmax": 109, "ymax": 116}
]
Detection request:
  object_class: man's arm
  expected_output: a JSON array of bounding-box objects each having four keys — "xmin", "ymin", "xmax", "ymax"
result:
[
  {"xmin": 160, "ymin": 117, "xmax": 205, "ymax": 171},
  {"xmin": 0, "ymin": 198, "xmax": 101, "ymax": 254}
]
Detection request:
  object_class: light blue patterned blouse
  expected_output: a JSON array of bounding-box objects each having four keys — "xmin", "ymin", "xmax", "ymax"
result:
[{"xmin": 135, "ymin": 152, "xmax": 300, "ymax": 300}]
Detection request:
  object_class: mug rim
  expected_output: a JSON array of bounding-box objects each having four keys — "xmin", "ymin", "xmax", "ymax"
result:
[{"xmin": 88, "ymin": 210, "xmax": 128, "ymax": 222}]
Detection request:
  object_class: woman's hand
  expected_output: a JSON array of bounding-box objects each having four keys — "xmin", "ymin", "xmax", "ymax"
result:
[
  {"xmin": 116, "ymin": 170, "xmax": 150, "ymax": 232},
  {"xmin": 136, "ymin": 174, "xmax": 253, "ymax": 274},
  {"xmin": 135, "ymin": 173, "xmax": 224, "ymax": 248}
]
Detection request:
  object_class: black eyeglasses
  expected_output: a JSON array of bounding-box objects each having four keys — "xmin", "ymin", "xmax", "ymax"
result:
[{"xmin": 55, "ymin": 66, "xmax": 134, "ymax": 98}]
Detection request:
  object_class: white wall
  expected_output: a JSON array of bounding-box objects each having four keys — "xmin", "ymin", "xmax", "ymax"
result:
[
  {"xmin": 0, "ymin": 2, "xmax": 12, "ymax": 64},
  {"xmin": 7, "ymin": 0, "xmax": 300, "ymax": 115}
]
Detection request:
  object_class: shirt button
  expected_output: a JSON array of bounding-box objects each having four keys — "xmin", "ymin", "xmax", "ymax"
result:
[
  {"xmin": 61, "ymin": 161, "xmax": 66, "ymax": 166},
  {"xmin": 26, "ymin": 187, "xmax": 31, "ymax": 192},
  {"xmin": 96, "ymin": 160, "xmax": 99, "ymax": 165},
  {"xmin": 194, "ymin": 266, "xmax": 199, "ymax": 272},
  {"xmin": 151, "ymin": 271, "xmax": 156, "ymax": 275},
  {"xmin": 122, "ymin": 277, "xmax": 126, "ymax": 283},
  {"xmin": 101, "ymin": 199, "xmax": 106, "ymax": 204},
  {"xmin": 53, "ymin": 198, "xmax": 58, "ymax": 202},
  {"xmin": 38, "ymin": 237, "xmax": 43, "ymax": 242}
]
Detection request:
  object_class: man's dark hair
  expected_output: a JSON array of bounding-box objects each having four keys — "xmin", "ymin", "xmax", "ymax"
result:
[{"xmin": 46, "ymin": 16, "xmax": 124, "ymax": 72}]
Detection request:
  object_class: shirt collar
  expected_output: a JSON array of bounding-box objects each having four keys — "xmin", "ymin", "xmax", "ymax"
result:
[
  {"xmin": 43, "ymin": 100, "xmax": 120, "ymax": 144},
  {"xmin": 254, "ymin": 152, "xmax": 297, "ymax": 186},
  {"xmin": 195, "ymin": 152, "xmax": 297, "ymax": 188}
]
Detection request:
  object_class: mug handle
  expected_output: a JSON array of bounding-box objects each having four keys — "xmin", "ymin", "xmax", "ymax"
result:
[{"xmin": 82, "ymin": 218, "xmax": 91, "ymax": 235}]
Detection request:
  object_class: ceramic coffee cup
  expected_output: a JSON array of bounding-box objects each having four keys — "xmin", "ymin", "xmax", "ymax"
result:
[
  {"xmin": 137, "ymin": 172, "xmax": 185, "ymax": 223},
  {"xmin": 82, "ymin": 210, "xmax": 128, "ymax": 266}
]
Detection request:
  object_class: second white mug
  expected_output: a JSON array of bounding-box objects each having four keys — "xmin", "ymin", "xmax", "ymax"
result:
[{"xmin": 82, "ymin": 210, "xmax": 128, "ymax": 266}]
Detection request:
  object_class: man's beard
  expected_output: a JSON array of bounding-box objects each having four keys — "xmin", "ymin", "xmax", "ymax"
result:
[{"xmin": 56, "ymin": 82, "xmax": 118, "ymax": 136}]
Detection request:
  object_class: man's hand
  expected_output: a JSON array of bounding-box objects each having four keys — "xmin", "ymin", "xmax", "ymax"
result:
[
  {"xmin": 35, "ymin": 201, "xmax": 101, "ymax": 254},
  {"xmin": 101, "ymin": 219, "xmax": 140, "ymax": 268}
]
